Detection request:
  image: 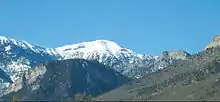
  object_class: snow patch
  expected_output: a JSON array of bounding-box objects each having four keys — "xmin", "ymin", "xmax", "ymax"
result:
[
  {"xmin": 154, "ymin": 56, "xmax": 159, "ymax": 60},
  {"xmin": 137, "ymin": 54, "xmax": 143, "ymax": 59},
  {"xmin": 5, "ymin": 46, "xmax": 11, "ymax": 51}
]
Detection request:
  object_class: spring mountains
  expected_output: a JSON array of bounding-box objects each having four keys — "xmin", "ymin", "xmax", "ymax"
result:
[{"xmin": 0, "ymin": 34, "xmax": 219, "ymax": 101}]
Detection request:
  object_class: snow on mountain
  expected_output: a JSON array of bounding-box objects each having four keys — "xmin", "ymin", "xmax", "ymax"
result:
[
  {"xmin": 0, "ymin": 36, "xmax": 179, "ymax": 80},
  {"xmin": 55, "ymin": 40, "xmax": 140, "ymax": 59},
  {"xmin": 0, "ymin": 36, "xmax": 192, "ymax": 97},
  {"xmin": 0, "ymin": 36, "xmax": 191, "ymax": 94},
  {"xmin": 0, "ymin": 36, "xmax": 59, "ymax": 94},
  {"xmin": 0, "ymin": 37, "xmax": 151, "ymax": 85},
  {"xmin": 0, "ymin": 36, "xmax": 190, "ymax": 81},
  {"xmin": 54, "ymin": 40, "xmax": 149, "ymax": 74}
]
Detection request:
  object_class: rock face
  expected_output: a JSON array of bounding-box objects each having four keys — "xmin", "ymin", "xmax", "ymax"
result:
[
  {"xmin": 126, "ymin": 51, "xmax": 190, "ymax": 79},
  {"xmin": 205, "ymin": 34, "xmax": 220, "ymax": 50},
  {"xmin": 152, "ymin": 51, "xmax": 190, "ymax": 71},
  {"xmin": 0, "ymin": 59, "xmax": 130, "ymax": 101},
  {"xmin": 161, "ymin": 51, "xmax": 190, "ymax": 60}
]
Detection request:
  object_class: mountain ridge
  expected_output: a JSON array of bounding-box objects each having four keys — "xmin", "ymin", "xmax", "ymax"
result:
[
  {"xmin": 0, "ymin": 34, "xmax": 220, "ymax": 101},
  {"xmin": 0, "ymin": 35, "xmax": 191, "ymax": 96},
  {"xmin": 0, "ymin": 36, "xmax": 153, "ymax": 79},
  {"xmin": 0, "ymin": 36, "xmax": 192, "ymax": 78}
]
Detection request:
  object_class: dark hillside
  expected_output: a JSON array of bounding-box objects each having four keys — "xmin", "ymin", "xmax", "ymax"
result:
[
  {"xmin": 94, "ymin": 47, "xmax": 220, "ymax": 101},
  {"xmin": 0, "ymin": 59, "xmax": 130, "ymax": 101}
]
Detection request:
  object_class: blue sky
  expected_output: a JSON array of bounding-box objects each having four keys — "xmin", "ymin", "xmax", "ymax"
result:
[{"xmin": 0, "ymin": 0, "xmax": 219, "ymax": 55}]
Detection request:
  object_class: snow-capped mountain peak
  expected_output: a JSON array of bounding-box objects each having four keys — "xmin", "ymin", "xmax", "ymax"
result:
[
  {"xmin": 55, "ymin": 39, "xmax": 140, "ymax": 60},
  {"xmin": 56, "ymin": 40, "xmax": 122, "ymax": 54},
  {"xmin": 53, "ymin": 39, "xmax": 149, "ymax": 75}
]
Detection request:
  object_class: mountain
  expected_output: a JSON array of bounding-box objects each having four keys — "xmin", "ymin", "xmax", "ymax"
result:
[
  {"xmin": 0, "ymin": 36, "xmax": 60, "ymax": 94},
  {"xmin": 1, "ymin": 34, "xmax": 219, "ymax": 101},
  {"xmin": 54, "ymin": 40, "xmax": 155, "ymax": 78},
  {"xmin": 93, "ymin": 37, "xmax": 220, "ymax": 101},
  {"xmin": 0, "ymin": 36, "xmax": 156, "ymax": 80},
  {"xmin": 0, "ymin": 36, "xmax": 190, "ymax": 95},
  {"xmin": 0, "ymin": 36, "xmax": 153, "ymax": 80},
  {"xmin": 0, "ymin": 59, "xmax": 130, "ymax": 101}
]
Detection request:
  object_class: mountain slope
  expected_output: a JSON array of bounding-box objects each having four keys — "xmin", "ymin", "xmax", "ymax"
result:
[
  {"xmin": 0, "ymin": 59, "xmax": 130, "ymax": 101},
  {"xmin": 0, "ymin": 36, "xmax": 59, "ymax": 93},
  {"xmin": 122, "ymin": 51, "xmax": 190, "ymax": 79},
  {"xmin": 93, "ymin": 47, "xmax": 220, "ymax": 101}
]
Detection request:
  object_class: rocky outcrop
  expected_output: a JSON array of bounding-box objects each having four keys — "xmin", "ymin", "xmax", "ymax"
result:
[
  {"xmin": 161, "ymin": 51, "xmax": 190, "ymax": 60},
  {"xmin": 2, "ymin": 63, "xmax": 47, "ymax": 97},
  {"xmin": 121, "ymin": 51, "xmax": 190, "ymax": 79},
  {"xmin": 205, "ymin": 34, "xmax": 220, "ymax": 50}
]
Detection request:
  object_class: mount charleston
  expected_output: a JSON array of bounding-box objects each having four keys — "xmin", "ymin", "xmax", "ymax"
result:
[{"xmin": 0, "ymin": 35, "xmax": 218, "ymax": 101}]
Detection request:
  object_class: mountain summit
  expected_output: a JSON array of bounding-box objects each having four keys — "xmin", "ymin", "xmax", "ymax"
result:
[
  {"xmin": 55, "ymin": 40, "xmax": 141, "ymax": 62},
  {"xmin": 54, "ymin": 40, "xmax": 148, "ymax": 76},
  {"xmin": 56, "ymin": 40, "xmax": 130, "ymax": 57}
]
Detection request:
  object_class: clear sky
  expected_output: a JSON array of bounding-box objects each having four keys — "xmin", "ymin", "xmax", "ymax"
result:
[{"xmin": 0, "ymin": 0, "xmax": 219, "ymax": 55}]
